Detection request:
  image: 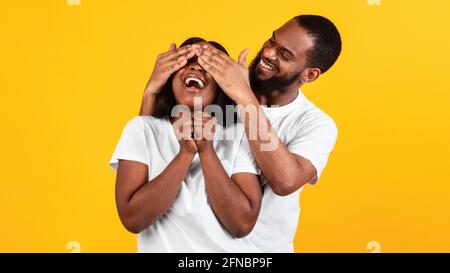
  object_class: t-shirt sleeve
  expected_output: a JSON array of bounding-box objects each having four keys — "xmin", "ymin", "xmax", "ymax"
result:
[
  {"xmin": 109, "ymin": 116, "xmax": 150, "ymax": 171},
  {"xmin": 287, "ymin": 116, "xmax": 338, "ymax": 184},
  {"xmin": 231, "ymin": 134, "xmax": 261, "ymax": 177}
]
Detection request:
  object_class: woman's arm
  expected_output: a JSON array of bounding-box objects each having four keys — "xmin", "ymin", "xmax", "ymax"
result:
[
  {"xmin": 115, "ymin": 116, "xmax": 198, "ymax": 234},
  {"xmin": 199, "ymin": 147, "xmax": 262, "ymax": 238},
  {"xmin": 194, "ymin": 112, "xmax": 262, "ymax": 238},
  {"xmin": 115, "ymin": 150, "xmax": 195, "ymax": 234}
]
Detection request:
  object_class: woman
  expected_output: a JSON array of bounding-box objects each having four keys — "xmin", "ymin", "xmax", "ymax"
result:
[{"xmin": 109, "ymin": 38, "xmax": 262, "ymax": 252}]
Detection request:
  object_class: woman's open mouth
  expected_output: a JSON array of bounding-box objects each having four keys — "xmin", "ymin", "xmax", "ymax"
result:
[{"xmin": 184, "ymin": 75, "xmax": 206, "ymax": 93}]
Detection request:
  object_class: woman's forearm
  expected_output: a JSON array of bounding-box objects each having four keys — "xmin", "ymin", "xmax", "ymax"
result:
[
  {"xmin": 117, "ymin": 151, "xmax": 194, "ymax": 233},
  {"xmin": 198, "ymin": 146, "xmax": 258, "ymax": 238}
]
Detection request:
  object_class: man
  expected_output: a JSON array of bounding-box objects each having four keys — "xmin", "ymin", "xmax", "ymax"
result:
[{"xmin": 140, "ymin": 15, "xmax": 342, "ymax": 252}]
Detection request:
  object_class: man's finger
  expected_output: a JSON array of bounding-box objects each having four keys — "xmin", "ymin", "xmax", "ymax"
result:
[
  {"xmin": 166, "ymin": 44, "xmax": 199, "ymax": 61},
  {"xmin": 238, "ymin": 48, "xmax": 249, "ymax": 66},
  {"xmin": 202, "ymin": 45, "xmax": 230, "ymax": 61},
  {"xmin": 197, "ymin": 51, "xmax": 224, "ymax": 73},
  {"xmin": 163, "ymin": 50, "xmax": 196, "ymax": 73},
  {"xmin": 168, "ymin": 43, "xmax": 176, "ymax": 51},
  {"xmin": 199, "ymin": 46, "xmax": 230, "ymax": 64},
  {"xmin": 159, "ymin": 44, "xmax": 194, "ymax": 61},
  {"xmin": 198, "ymin": 48, "xmax": 227, "ymax": 67},
  {"xmin": 197, "ymin": 55, "xmax": 219, "ymax": 75},
  {"xmin": 163, "ymin": 59, "xmax": 187, "ymax": 75},
  {"xmin": 158, "ymin": 43, "xmax": 181, "ymax": 58}
]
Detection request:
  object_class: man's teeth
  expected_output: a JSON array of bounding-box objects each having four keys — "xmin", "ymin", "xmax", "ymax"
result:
[
  {"xmin": 184, "ymin": 77, "xmax": 205, "ymax": 88},
  {"xmin": 260, "ymin": 59, "xmax": 275, "ymax": 71}
]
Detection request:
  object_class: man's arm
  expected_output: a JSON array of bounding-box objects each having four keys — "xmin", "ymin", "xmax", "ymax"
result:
[
  {"xmin": 139, "ymin": 92, "xmax": 157, "ymax": 116},
  {"xmin": 238, "ymin": 96, "xmax": 317, "ymax": 196},
  {"xmin": 196, "ymin": 46, "xmax": 316, "ymax": 196}
]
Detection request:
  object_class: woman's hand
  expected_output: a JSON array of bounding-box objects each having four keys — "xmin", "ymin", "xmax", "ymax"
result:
[
  {"xmin": 172, "ymin": 111, "xmax": 216, "ymax": 155},
  {"xmin": 172, "ymin": 112, "xmax": 198, "ymax": 155},
  {"xmin": 144, "ymin": 43, "xmax": 199, "ymax": 97},
  {"xmin": 193, "ymin": 111, "xmax": 216, "ymax": 153}
]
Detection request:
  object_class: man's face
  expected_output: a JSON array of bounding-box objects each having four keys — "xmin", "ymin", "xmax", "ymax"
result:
[{"xmin": 249, "ymin": 20, "xmax": 315, "ymax": 95}]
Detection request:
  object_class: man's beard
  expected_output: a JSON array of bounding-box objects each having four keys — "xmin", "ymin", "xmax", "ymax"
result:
[{"xmin": 249, "ymin": 50, "xmax": 301, "ymax": 96}]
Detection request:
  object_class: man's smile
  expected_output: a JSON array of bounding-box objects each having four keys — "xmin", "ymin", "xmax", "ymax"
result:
[{"xmin": 257, "ymin": 57, "xmax": 278, "ymax": 76}]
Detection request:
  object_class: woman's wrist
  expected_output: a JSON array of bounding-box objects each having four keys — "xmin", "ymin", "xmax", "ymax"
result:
[
  {"xmin": 198, "ymin": 143, "xmax": 215, "ymax": 156},
  {"xmin": 177, "ymin": 148, "xmax": 197, "ymax": 159}
]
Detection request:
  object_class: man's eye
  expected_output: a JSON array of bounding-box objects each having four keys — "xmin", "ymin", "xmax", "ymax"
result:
[
  {"xmin": 280, "ymin": 53, "xmax": 289, "ymax": 60},
  {"xmin": 279, "ymin": 49, "xmax": 291, "ymax": 61}
]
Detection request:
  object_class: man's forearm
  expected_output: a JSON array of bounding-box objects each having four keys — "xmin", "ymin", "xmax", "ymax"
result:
[
  {"xmin": 237, "ymin": 95, "xmax": 308, "ymax": 196},
  {"xmin": 139, "ymin": 91, "xmax": 157, "ymax": 116}
]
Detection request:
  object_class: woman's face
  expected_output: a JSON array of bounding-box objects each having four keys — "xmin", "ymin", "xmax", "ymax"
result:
[{"xmin": 172, "ymin": 41, "xmax": 220, "ymax": 110}]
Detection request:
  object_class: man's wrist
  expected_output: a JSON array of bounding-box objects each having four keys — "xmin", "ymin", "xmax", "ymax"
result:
[
  {"xmin": 140, "ymin": 90, "xmax": 157, "ymax": 116},
  {"xmin": 234, "ymin": 87, "xmax": 259, "ymax": 107},
  {"xmin": 143, "ymin": 88, "xmax": 158, "ymax": 99}
]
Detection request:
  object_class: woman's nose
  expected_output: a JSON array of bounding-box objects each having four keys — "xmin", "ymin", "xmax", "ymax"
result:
[{"xmin": 188, "ymin": 63, "xmax": 205, "ymax": 73}]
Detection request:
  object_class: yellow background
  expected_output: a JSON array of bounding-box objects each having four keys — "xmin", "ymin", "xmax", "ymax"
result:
[{"xmin": 1, "ymin": 0, "xmax": 449, "ymax": 252}]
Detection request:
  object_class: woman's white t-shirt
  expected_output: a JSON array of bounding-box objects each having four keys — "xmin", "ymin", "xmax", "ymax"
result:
[{"xmin": 109, "ymin": 116, "xmax": 261, "ymax": 252}]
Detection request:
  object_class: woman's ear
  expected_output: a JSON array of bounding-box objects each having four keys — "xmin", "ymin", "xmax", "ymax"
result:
[{"xmin": 300, "ymin": 68, "xmax": 321, "ymax": 84}]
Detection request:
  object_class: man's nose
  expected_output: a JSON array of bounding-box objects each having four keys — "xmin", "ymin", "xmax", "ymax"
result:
[{"xmin": 262, "ymin": 46, "xmax": 278, "ymax": 62}]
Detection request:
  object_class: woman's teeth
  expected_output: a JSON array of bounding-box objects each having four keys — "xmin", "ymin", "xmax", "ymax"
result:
[
  {"xmin": 184, "ymin": 77, "xmax": 205, "ymax": 89},
  {"xmin": 260, "ymin": 59, "xmax": 275, "ymax": 71}
]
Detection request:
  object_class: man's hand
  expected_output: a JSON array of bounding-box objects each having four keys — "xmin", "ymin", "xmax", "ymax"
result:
[
  {"xmin": 144, "ymin": 43, "xmax": 199, "ymax": 96},
  {"xmin": 140, "ymin": 43, "xmax": 199, "ymax": 116},
  {"xmin": 196, "ymin": 45, "xmax": 256, "ymax": 104}
]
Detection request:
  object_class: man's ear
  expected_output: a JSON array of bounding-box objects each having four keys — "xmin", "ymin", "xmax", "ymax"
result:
[{"xmin": 300, "ymin": 68, "xmax": 321, "ymax": 84}]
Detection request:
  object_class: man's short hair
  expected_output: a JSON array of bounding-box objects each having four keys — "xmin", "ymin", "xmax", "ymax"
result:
[{"xmin": 294, "ymin": 15, "xmax": 342, "ymax": 74}]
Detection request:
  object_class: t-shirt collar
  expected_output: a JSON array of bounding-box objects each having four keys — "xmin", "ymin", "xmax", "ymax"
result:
[{"xmin": 261, "ymin": 89, "xmax": 305, "ymax": 119}]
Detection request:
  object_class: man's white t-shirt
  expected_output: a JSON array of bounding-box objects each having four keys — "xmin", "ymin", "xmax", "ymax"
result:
[
  {"xmin": 246, "ymin": 90, "xmax": 338, "ymax": 252},
  {"xmin": 109, "ymin": 116, "xmax": 261, "ymax": 252}
]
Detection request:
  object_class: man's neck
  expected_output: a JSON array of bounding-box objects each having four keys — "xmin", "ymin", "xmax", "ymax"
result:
[{"xmin": 257, "ymin": 86, "xmax": 301, "ymax": 107}]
